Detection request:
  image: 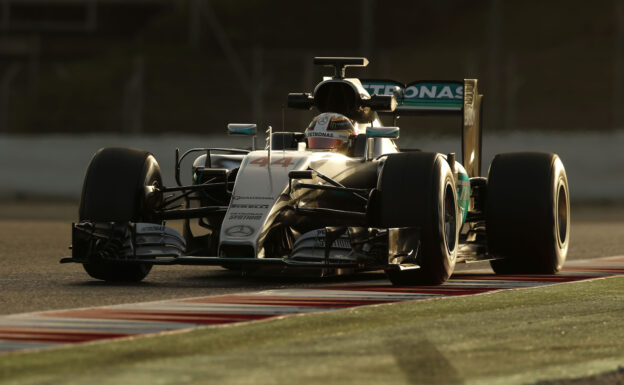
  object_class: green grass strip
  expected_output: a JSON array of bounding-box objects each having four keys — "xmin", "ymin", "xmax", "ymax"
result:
[{"xmin": 2, "ymin": 277, "xmax": 623, "ymax": 385}]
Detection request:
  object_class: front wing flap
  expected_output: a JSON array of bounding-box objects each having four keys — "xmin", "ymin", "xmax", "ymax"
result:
[{"xmin": 62, "ymin": 222, "xmax": 422, "ymax": 272}]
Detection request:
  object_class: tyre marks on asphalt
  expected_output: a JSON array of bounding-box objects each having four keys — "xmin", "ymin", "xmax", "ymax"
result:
[{"xmin": 1, "ymin": 256, "xmax": 623, "ymax": 354}]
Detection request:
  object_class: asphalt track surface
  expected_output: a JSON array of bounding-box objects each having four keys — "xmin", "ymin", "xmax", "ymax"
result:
[{"xmin": 1, "ymin": 201, "xmax": 623, "ymax": 316}]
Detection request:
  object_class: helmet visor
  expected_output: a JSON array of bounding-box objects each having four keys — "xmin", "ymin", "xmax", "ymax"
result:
[{"xmin": 307, "ymin": 137, "xmax": 345, "ymax": 150}]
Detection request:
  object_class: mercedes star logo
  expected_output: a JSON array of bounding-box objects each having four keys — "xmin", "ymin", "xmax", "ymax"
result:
[{"xmin": 225, "ymin": 225, "xmax": 254, "ymax": 237}]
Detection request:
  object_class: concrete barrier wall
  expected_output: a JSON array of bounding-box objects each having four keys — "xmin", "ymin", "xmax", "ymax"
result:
[{"xmin": 0, "ymin": 131, "xmax": 621, "ymax": 202}]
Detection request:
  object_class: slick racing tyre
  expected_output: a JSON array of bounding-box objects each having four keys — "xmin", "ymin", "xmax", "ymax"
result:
[
  {"xmin": 486, "ymin": 152, "xmax": 570, "ymax": 274},
  {"xmin": 79, "ymin": 147, "xmax": 162, "ymax": 282},
  {"xmin": 376, "ymin": 153, "xmax": 458, "ymax": 285}
]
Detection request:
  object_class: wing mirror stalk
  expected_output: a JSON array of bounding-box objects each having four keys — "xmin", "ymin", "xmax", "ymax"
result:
[{"xmin": 227, "ymin": 123, "xmax": 258, "ymax": 150}]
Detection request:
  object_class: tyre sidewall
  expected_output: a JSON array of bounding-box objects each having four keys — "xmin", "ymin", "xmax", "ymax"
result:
[
  {"xmin": 487, "ymin": 152, "xmax": 569, "ymax": 273},
  {"xmin": 419, "ymin": 157, "xmax": 457, "ymax": 283},
  {"xmin": 550, "ymin": 156, "xmax": 570, "ymax": 271}
]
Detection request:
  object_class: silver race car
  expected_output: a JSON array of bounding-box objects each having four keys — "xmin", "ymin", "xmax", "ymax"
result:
[{"xmin": 62, "ymin": 57, "xmax": 570, "ymax": 285}]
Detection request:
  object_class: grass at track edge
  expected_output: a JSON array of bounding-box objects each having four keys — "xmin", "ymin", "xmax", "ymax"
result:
[{"xmin": 1, "ymin": 276, "xmax": 623, "ymax": 385}]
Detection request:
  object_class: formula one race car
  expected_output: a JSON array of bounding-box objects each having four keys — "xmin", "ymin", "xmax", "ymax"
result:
[{"xmin": 62, "ymin": 57, "xmax": 570, "ymax": 285}]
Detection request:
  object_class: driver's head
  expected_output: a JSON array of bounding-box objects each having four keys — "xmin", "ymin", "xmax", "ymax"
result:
[{"xmin": 305, "ymin": 113, "xmax": 357, "ymax": 152}]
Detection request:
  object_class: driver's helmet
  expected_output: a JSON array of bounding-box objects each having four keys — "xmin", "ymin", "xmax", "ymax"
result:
[{"xmin": 305, "ymin": 112, "xmax": 357, "ymax": 152}]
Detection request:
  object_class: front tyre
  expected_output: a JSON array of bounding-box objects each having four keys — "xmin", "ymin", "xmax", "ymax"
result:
[
  {"xmin": 486, "ymin": 152, "xmax": 570, "ymax": 274},
  {"xmin": 79, "ymin": 147, "xmax": 162, "ymax": 282},
  {"xmin": 376, "ymin": 153, "xmax": 458, "ymax": 285}
]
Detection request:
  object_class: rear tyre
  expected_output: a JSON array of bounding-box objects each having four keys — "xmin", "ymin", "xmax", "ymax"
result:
[
  {"xmin": 79, "ymin": 147, "xmax": 162, "ymax": 282},
  {"xmin": 376, "ymin": 153, "xmax": 458, "ymax": 285},
  {"xmin": 486, "ymin": 152, "xmax": 570, "ymax": 274}
]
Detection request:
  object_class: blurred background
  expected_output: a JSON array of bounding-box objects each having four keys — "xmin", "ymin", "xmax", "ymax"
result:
[{"xmin": 0, "ymin": 0, "xmax": 622, "ymax": 203}]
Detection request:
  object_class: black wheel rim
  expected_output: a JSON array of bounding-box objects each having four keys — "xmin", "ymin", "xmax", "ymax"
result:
[
  {"xmin": 444, "ymin": 183, "xmax": 457, "ymax": 254},
  {"xmin": 556, "ymin": 182, "xmax": 568, "ymax": 247}
]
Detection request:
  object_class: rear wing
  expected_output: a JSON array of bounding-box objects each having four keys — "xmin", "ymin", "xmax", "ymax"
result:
[{"xmin": 361, "ymin": 79, "xmax": 484, "ymax": 177}]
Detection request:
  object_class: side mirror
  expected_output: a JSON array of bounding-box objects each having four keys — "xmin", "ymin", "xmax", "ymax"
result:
[
  {"xmin": 362, "ymin": 94, "xmax": 397, "ymax": 112},
  {"xmin": 366, "ymin": 126, "xmax": 400, "ymax": 139},
  {"xmin": 227, "ymin": 123, "xmax": 257, "ymax": 136}
]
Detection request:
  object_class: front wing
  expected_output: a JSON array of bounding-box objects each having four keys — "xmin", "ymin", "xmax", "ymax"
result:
[{"xmin": 62, "ymin": 222, "xmax": 422, "ymax": 273}]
